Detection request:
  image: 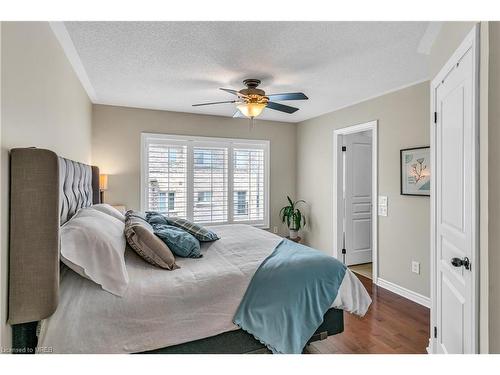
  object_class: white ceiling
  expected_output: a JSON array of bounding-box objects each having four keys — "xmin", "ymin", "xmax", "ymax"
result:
[{"xmin": 60, "ymin": 22, "xmax": 434, "ymax": 123}]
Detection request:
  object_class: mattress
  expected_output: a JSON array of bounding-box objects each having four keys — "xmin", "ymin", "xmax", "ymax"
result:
[{"xmin": 37, "ymin": 224, "xmax": 370, "ymax": 353}]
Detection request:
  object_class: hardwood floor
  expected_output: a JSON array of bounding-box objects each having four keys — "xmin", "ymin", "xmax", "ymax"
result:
[
  {"xmin": 349, "ymin": 263, "xmax": 373, "ymax": 280},
  {"xmin": 307, "ymin": 274, "xmax": 430, "ymax": 354}
]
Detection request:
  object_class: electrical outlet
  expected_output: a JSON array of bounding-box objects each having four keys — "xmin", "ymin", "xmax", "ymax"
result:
[
  {"xmin": 273, "ymin": 226, "xmax": 279, "ymax": 234},
  {"xmin": 411, "ymin": 261, "xmax": 420, "ymax": 274}
]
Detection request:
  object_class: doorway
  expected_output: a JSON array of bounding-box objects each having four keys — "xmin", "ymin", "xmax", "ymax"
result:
[{"xmin": 333, "ymin": 121, "xmax": 378, "ymax": 283}]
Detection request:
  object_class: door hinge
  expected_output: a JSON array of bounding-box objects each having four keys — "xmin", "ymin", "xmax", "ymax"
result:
[
  {"xmin": 434, "ymin": 112, "xmax": 437, "ymax": 124},
  {"xmin": 341, "ymin": 248, "xmax": 346, "ymax": 254},
  {"xmin": 434, "ymin": 326, "xmax": 437, "ymax": 338},
  {"xmin": 342, "ymin": 146, "xmax": 347, "ymax": 152}
]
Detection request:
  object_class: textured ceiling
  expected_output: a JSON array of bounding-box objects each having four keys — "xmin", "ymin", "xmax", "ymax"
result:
[{"xmin": 62, "ymin": 21, "xmax": 432, "ymax": 122}]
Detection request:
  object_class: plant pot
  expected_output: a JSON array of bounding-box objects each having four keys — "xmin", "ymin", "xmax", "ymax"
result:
[{"xmin": 289, "ymin": 229, "xmax": 299, "ymax": 239}]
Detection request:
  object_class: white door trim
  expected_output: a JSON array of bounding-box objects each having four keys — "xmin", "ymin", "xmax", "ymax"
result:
[
  {"xmin": 429, "ymin": 24, "xmax": 480, "ymax": 354},
  {"xmin": 333, "ymin": 120, "xmax": 378, "ymax": 283}
]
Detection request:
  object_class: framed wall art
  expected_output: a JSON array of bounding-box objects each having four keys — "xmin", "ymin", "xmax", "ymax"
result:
[{"xmin": 400, "ymin": 146, "xmax": 430, "ymax": 196}]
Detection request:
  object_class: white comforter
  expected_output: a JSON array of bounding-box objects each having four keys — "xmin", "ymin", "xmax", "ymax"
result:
[{"xmin": 37, "ymin": 224, "xmax": 371, "ymax": 353}]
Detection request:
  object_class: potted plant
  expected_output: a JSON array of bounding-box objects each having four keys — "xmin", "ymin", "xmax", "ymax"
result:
[{"xmin": 279, "ymin": 196, "xmax": 307, "ymax": 239}]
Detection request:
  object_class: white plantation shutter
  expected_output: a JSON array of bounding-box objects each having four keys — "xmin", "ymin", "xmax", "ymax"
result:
[
  {"xmin": 233, "ymin": 147, "xmax": 265, "ymax": 222},
  {"xmin": 192, "ymin": 146, "xmax": 228, "ymax": 223},
  {"xmin": 142, "ymin": 134, "xmax": 269, "ymax": 227},
  {"xmin": 146, "ymin": 142, "xmax": 188, "ymax": 219}
]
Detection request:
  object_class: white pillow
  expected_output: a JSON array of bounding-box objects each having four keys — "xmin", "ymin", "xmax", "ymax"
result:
[
  {"xmin": 91, "ymin": 203, "xmax": 125, "ymax": 222},
  {"xmin": 61, "ymin": 207, "xmax": 129, "ymax": 296}
]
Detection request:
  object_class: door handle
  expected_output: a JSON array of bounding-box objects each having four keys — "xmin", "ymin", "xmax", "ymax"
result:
[{"xmin": 451, "ymin": 257, "xmax": 470, "ymax": 270}]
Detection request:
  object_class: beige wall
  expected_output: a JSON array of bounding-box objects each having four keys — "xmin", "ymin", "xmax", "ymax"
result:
[
  {"xmin": 429, "ymin": 22, "xmax": 477, "ymax": 77},
  {"xmin": 92, "ymin": 105, "xmax": 296, "ymax": 236},
  {"xmin": 296, "ymin": 81, "xmax": 430, "ymax": 297},
  {"xmin": 0, "ymin": 22, "xmax": 92, "ymax": 349},
  {"xmin": 488, "ymin": 21, "xmax": 500, "ymax": 354}
]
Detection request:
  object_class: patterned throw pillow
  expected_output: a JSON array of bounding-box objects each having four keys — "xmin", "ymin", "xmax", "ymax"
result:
[{"xmin": 146, "ymin": 212, "xmax": 220, "ymax": 242}]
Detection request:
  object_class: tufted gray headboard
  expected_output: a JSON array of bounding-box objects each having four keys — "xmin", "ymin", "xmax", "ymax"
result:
[
  {"xmin": 8, "ymin": 148, "xmax": 100, "ymax": 325},
  {"xmin": 59, "ymin": 156, "xmax": 98, "ymax": 225}
]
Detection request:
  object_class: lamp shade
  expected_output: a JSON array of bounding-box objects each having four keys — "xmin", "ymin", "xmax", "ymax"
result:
[
  {"xmin": 236, "ymin": 102, "xmax": 266, "ymax": 118},
  {"xmin": 99, "ymin": 174, "xmax": 108, "ymax": 191}
]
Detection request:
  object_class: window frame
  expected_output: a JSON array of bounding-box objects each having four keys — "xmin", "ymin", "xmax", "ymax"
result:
[{"xmin": 141, "ymin": 132, "xmax": 270, "ymax": 228}]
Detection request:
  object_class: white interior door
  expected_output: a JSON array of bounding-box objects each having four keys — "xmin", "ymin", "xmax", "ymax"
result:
[
  {"xmin": 433, "ymin": 30, "xmax": 478, "ymax": 354},
  {"xmin": 344, "ymin": 132, "xmax": 372, "ymax": 266}
]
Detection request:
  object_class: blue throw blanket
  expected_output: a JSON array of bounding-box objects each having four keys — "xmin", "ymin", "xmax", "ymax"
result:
[{"xmin": 233, "ymin": 239, "xmax": 347, "ymax": 354}]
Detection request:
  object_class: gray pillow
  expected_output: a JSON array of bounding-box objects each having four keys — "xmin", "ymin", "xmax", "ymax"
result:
[{"xmin": 125, "ymin": 211, "xmax": 179, "ymax": 270}]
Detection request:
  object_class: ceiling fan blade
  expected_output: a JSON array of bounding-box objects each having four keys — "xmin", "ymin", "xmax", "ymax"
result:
[
  {"xmin": 266, "ymin": 101, "xmax": 299, "ymax": 114},
  {"xmin": 267, "ymin": 92, "xmax": 308, "ymax": 101},
  {"xmin": 220, "ymin": 88, "xmax": 241, "ymax": 96},
  {"xmin": 233, "ymin": 110, "xmax": 244, "ymax": 118},
  {"xmin": 192, "ymin": 100, "xmax": 236, "ymax": 107}
]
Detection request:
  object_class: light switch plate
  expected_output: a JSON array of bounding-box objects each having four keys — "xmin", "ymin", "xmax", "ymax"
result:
[{"xmin": 378, "ymin": 195, "xmax": 388, "ymax": 216}]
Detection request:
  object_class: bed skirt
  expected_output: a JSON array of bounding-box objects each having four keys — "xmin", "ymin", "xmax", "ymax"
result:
[{"xmin": 11, "ymin": 308, "xmax": 343, "ymax": 354}]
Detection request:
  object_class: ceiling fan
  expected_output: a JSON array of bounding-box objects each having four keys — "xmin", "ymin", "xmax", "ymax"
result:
[{"xmin": 192, "ymin": 79, "xmax": 308, "ymax": 119}]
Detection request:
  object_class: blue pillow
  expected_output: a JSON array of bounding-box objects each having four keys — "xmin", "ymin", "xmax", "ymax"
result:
[
  {"xmin": 152, "ymin": 224, "xmax": 202, "ymax": 258},
  {"xmin": 146, "ymin": 211, "xmax": 169, "ymax": 226}
]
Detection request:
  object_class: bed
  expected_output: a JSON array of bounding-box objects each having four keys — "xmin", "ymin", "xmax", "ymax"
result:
[{"xmin": 8, "ymin": 147, "xmax": 370, "ymax": 354}]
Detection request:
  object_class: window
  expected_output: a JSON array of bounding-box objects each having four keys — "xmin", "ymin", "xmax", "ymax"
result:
[
  {"xmin": 168, "ymin": 192, "xmax": 175, "ymax": 211},
  {"xmin": 168, "ymin": 149, "xmax": 178, "ymax": 165},
  {"xmin": 145, "ymin": 143, "xmax": 187, "ymax": 217},
  {"xmin": 158, "ymin": 191, "xmax": 167, "ymax": 212},
  {"xmin": 158, "ymin": 191, "xmax": 176, "ymax": 211},
  {"xmin": 193, "ymin": 146, "xmax": 228, "ymax": 223},
  {"xmin": 233, "ymin": 148, "xmax": 265, "ymax": 223},
  {"xmin": 194, "ymin": 150, "xmax": 213, "ymax": 169},
  {"xmin": 142, "ymin": 133, "xmax": 269, "ymax": 227},
  {"xmin": 235, "ymin": 191, "xmax": 247, "ymax": 215},
  {"xmin": 197, "ymin": 191, "xmax": 212, "ymax": 203}
]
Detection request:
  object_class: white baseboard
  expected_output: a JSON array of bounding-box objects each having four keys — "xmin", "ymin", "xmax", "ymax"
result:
[{"xmin": 376, "ymin": 278, "xmax": 431, "ymax": 308}]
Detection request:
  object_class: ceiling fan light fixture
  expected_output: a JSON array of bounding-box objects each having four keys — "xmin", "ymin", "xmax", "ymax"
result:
[{"xmin": 236, "ymin": 102, "xmax": 267, "ymax": 118}]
